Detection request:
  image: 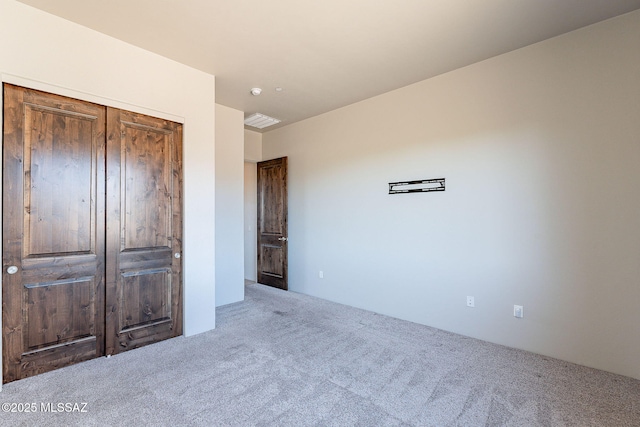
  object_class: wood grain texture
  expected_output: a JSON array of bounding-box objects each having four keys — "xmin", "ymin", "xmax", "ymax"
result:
[
  {"xmin": 2, "ymin": 84, "xmax": 106, "ymax": 383},
  {"xmin": 105, "ymin": 107, "xmax": 183, "ymax": 355},
  {"xmin": 23, "ymin": 105, "xmax": 95, "ymax": 257},
  {"xmin": 120, "ymin": 269, "xmax": 170, "ymax": 329},
  {"xmin": 25, "ymin": 278, "xmax": 94, "ymax": 350},
  {"xmin": 3, "ymin": 85, "xmax": 182, "ymax": 382},
  {"xmin": 257, "ymin": 157, "xmax": 288, "ymax": 290},
  {"xmin": 121, "ymin": 123, "xmax": 172, "ymax": 250}
]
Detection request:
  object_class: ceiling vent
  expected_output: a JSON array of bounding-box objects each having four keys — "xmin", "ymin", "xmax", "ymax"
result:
[{"xmin": 244, "ymin": 113, "xmax": 281, "ymax": 129}]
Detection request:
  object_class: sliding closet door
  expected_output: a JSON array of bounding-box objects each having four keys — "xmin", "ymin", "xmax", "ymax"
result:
[
  {"xmin": 2, "ymin": 85, "xmax": 183, "ymax": 382},
  {"xmin": 2, "ymin": 84, "xmax": 106, "ymax": 382},
  {"xmin": 105, "ymin": 108, "xmax": 183, "ymax": 355}
]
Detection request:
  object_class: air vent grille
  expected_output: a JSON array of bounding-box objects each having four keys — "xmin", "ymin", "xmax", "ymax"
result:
[{"xmin": 244, "ymin": 113, "xmax": 281, "ymax": 129}]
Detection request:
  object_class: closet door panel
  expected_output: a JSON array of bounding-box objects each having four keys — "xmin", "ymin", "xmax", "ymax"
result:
[
  {"xmin": 2, "ymin": 84, "xmax": 106, "ymax": 383},
  {"xmin": 3, "ymin": 85, "xmax": 183, "ymax": 382},
  {"xmin": 105, "ymin": 107, "xmax": 183, "ymax": 355}
]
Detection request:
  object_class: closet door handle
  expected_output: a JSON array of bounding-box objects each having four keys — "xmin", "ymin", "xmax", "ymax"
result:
[{"xmin": 7, "ymin": 266, "xmax": 18, "ymax": 275}]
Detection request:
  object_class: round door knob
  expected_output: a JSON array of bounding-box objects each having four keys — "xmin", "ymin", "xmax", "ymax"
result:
[
  {"xmin": 174, "ymin": 253, "xmax": 181, "ymax": 259},
  {"xmin": 7, "ymin": 266, "xmax": 18, "ymax": 275}
]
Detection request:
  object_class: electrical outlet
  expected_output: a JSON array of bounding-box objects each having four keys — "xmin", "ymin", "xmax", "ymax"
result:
[
  {"xmin": 466, "ymin": 296, "xmax": 475, "ymax": 307},
  {"xmin": 319, "ymin": 271, "xmax": 324, "ymax": 279},
  {"xmin": 514, "ymin": 305, "xmax": 524, "ymax": 318}
]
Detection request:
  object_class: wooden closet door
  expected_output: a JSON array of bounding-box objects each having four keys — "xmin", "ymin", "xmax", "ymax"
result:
[
  {"xmin": 2, "ymin": 84, "xmax": 106, "ymax": 383},
  {"xmin": 105, "ymin": 108, "xmax": 183, "ymax": 355}
]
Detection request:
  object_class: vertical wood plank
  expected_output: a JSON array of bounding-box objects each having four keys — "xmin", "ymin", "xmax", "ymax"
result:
[{"xmin": 3, "ymin": 84, "xmax": 26, "ymax": 383}]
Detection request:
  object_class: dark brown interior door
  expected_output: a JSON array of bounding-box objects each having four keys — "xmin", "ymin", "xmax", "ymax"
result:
[
  {"xmin": 257, "ymin": 157, "xmax": 288, "ymax": 290},
  {"xmin": 2, "ymin": 84, "xmax": 106, "ymax": 382},
  {"xmin": 105, "ymin": 107, "xmax": 183, "ymax": 355}
]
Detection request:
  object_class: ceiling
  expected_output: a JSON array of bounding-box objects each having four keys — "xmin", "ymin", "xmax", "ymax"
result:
[{"xmin": 18, "ymin": 0, "xmax": 640, "ymax": 132}]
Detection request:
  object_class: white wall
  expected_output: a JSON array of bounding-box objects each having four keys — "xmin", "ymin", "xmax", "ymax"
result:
[
  {"xmin": 1, "ymin": 0, "xmax": 217, "ymax": 385},
  {"xmin": 263, "ymin": 11, "xmax": 640, "ymax": 380},
  {"xmin": 244, "ymin": 162, "xmax": 258, "ymax": 281},
  {"xmin": 215, "ymin": 104, "xmax": 245, "ymax": 306},
  {"xmin": 244, "ymin": 129, "xmax": 263, "ymax": 162},
  {"xmin": 243, "ymin": 129, "xmax": 262, "ymax": 281}
]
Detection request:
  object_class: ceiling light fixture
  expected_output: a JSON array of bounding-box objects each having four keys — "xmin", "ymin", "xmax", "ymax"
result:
[
  {"xmin": 244, "ymin": 113, "xmax": 281, "ymax": 129},
  {"xmin": 250, "ymin": 87, "xmax": 262, "ymax": 96}
]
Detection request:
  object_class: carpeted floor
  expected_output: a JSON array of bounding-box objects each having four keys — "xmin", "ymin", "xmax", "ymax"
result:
[{"xmin": 1, "ymin": 283, "xmax": 639, "ymax": 426}]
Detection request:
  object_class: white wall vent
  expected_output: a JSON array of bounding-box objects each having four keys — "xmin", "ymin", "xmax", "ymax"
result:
[{"xmin": 244, "ymin": 113, "xmax": 281, "ymax": 129}]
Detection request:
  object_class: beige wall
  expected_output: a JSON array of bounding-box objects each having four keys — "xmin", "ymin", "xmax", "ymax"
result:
[
  {"xmin": 243, "ymin": 129, "xmax": 262, "ymax": 281},
  {"xmin": 244, "ymin": 163, "xmax": 258, "ymax": 281},
  {"xmin": 0, "ymin": 0, "xmax": 217, "ymax": 384},
  {"xmin": 263, "ymin": 11, "xmax": 640, "ymax": 380},
  {"xmin": 216, "ymin": 104, "xmax": 245, "ymax": 306},
  {"xmin": 244, "ymin": 129, "xmax": 263, "ymax": 162}
]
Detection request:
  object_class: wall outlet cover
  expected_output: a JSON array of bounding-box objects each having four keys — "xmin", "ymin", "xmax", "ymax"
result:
[{"xmin": 514, "ymin": 305, "xmax": 524, "ymax": 318}]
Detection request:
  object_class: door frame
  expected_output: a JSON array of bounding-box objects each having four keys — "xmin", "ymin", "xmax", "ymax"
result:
[{"xmin": 0, "ymin": 77, "xmax": 186, "ymax": 384}]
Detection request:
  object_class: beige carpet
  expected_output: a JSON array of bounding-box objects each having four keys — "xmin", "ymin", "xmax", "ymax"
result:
[{"xmin": 1, "ymin": 283, "xmax": 639, "ymax": 426}]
